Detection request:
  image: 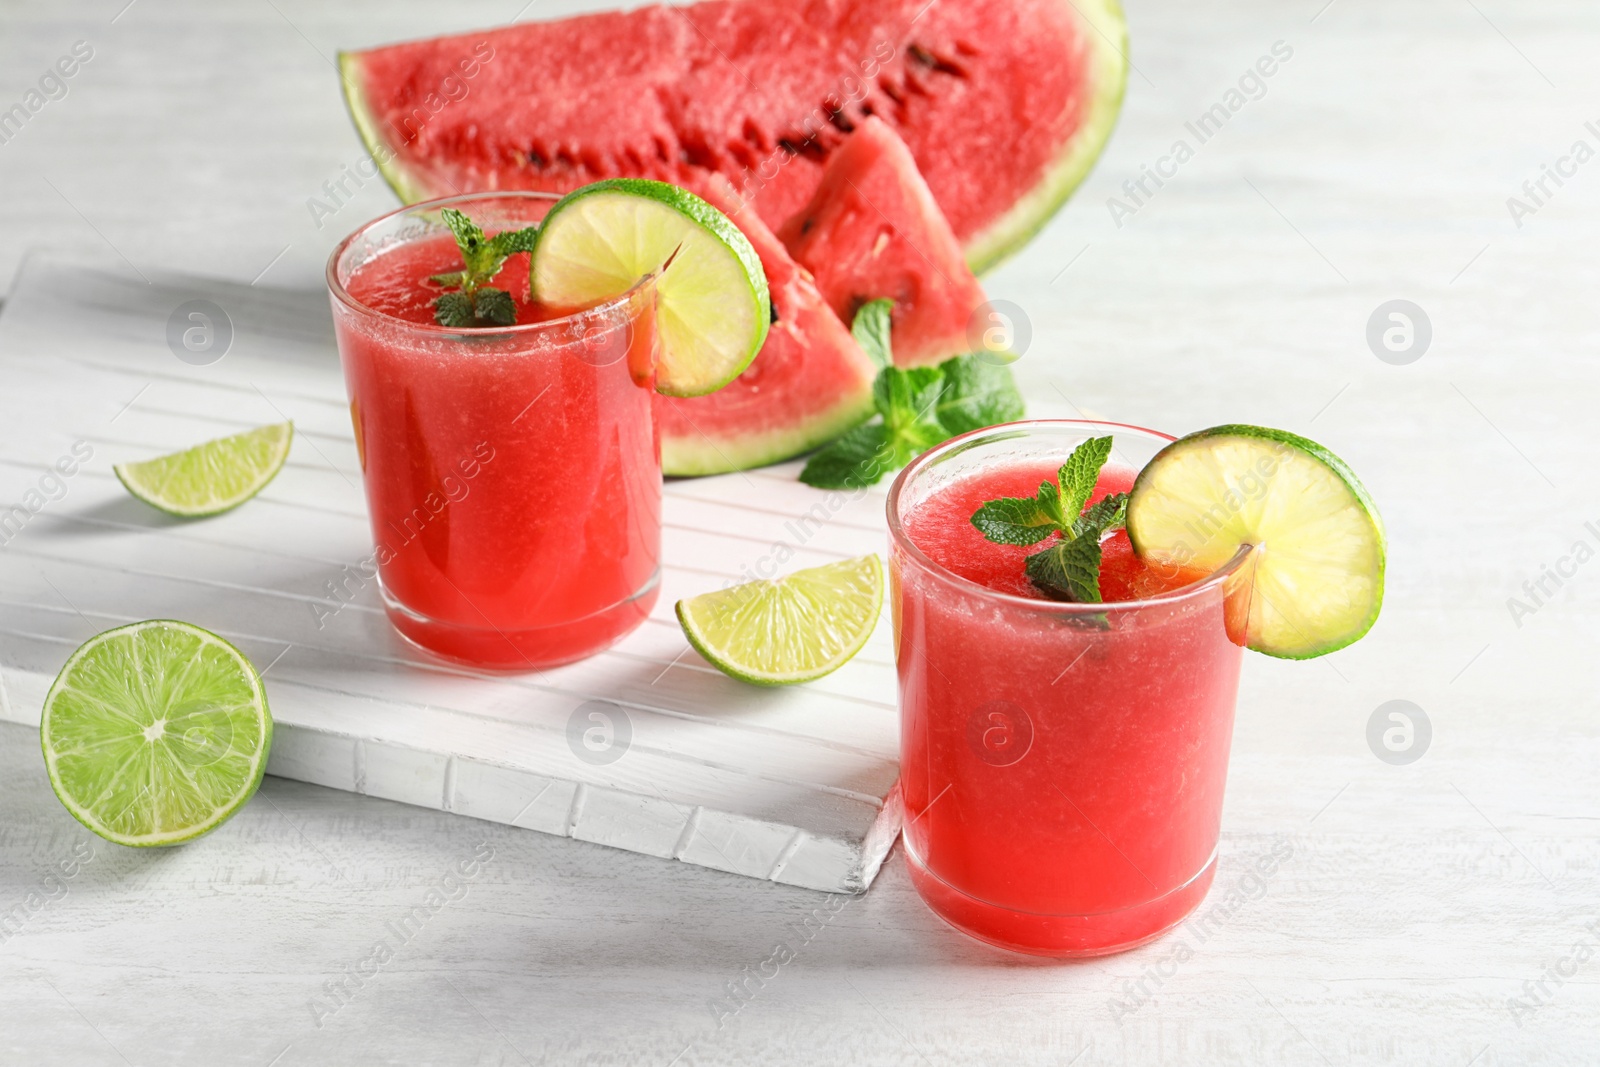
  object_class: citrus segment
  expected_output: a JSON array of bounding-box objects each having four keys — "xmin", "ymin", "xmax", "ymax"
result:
[
  {"xmin": 114, "ymin": 422, "xmax": 293, "ymax": 518},
  {"xmin": 676, "ymin": 556, "xmax": 883, "ymax": 685}
]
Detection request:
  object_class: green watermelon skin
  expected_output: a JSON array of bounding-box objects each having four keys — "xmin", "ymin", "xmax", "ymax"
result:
[
  {"xmin": 340, "ymin": 0, "xmax": 1126, "ymax": 273},
  {"xmin": 655, "ymin": 175, "xmax": 878, "ymax": 476},
  {"xmin": 778, "ymin": 116, "xmax": 987, "ymax": 369}
]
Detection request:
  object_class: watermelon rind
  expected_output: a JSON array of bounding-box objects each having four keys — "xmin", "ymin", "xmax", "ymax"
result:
[
  {"xmin": 662, "ymin": 388, "xmax": 875, "ymax": 477},
  {"xmin": 338, "ymin": 0, "xmax": 1129, "ymax": 275},
  {"xmin": 337, "ymin": 52, "xmax": 438, "ymax": 206},
  {"xmin": 963, "ymin": 0, "xmax": 1129, "ymax": 273}
]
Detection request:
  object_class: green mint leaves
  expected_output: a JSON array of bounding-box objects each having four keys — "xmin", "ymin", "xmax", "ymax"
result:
[
  {"xmin": 1024, "ymin": 490, "xmax": 1129, "ymax": 604},
  {"xmin": 800, "ymin": 300, "xmax": 1025, "ymax": 489},
  {"xmin": 968, "ymin": 489, "xmax": 1067, "ymax": 545},
  {"xmin": 852, "ymin": 296, "xmax": 895, "ymax": 370},
  {"xmin": 1024, "ymin": 533, "xmax": 1109, "ymax": 606},
  {"xmin": 431, "ymin": 207, "xmax": 539, "ymax": 328},
  {"xmin": 970, "ymin": 435, "xmax": 1128, "ymax": 603},
  {"xmin": 971, "ymin": 435, "xmax": 1110, "ymax": 544}
]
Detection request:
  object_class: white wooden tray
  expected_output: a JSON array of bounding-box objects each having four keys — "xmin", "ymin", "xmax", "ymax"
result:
[{"xmin": 0, "ymin": 254, "xmax": 902, "ymax": 893}]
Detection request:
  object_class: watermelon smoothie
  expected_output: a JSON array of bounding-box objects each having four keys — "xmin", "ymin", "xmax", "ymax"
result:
[
  {"xmin": 887, "ymin": 421, "xmax": 1249, "ymax": 957},
  {"xmin": 328, "ymin": 193, "xmax": 661, "ymax": 669}
]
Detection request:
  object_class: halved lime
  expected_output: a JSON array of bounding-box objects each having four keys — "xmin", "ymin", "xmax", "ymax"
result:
[
  {"xmin": 114, "ymin": 421, "xmax": 293, "ymax": 517},
  {"xmin": 529, "ymin": 178, "xmax": 769, "ymax": 397},
  {"xmin": 677, "ymin": 556, "xmax": 883, "ymax": 686},
  {"xmin": 1126, "ymin": 425, "xmax": 1384, "ymax": 659},
  {"xmin": 40, "ymin": 620, "xmax": 273, "ymax": 846}
]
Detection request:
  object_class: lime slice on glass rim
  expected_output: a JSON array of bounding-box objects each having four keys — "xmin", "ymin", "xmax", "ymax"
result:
[
  {"xmin": 114, "ymin": 421, "xmax": 293, "ymax": 517},
  {"xmin": 40, "ymin": 620, "xmax": 273, "ymax": 846},
  {"xmin": 529, "ymin": 178, "xmax": 769, "ymax": 397},
  {"xmin": 1126, "ymin": 425, "xmax": 1384, "ymax": 659},
  {"xmin": 677, "ymin": 555, "xmax": 883, "ymax": 686}
]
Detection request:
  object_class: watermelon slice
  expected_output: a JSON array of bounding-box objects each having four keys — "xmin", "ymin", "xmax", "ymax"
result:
[
  {"xmin": 656, "ymin": 175, "xmax": 878, "ymax": 476},
  {"xmin": 338, "ymin": 0, "xmax": 1127, "ymax": 272},
  {"xmin": 778, "ymin": 116, "xmax": 987, "ymax": 369}
]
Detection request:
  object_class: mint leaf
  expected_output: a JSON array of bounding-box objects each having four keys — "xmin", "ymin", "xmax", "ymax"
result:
[
  {"xmin": 440, "ymin": 207, "xmax": 489, "ymax": 268},
  {"xmin": 1074, "ymin": 491, "xmax": 1127, "ymax": 538},
  {"xmin": 799, "ymin": 389, "xmax": 941, "ymax": 489},
  {"xmin": 875, "ymin": 364, "xmax": 942, "ymax": 424},
  {"xmin": 970, "ymin": 437, "xmax": 1117, "ymax": 549},
  {"xmin": 935, "ymin": 355, "xmax": 1026, "ymax": 436},
  {"xmin": 1027, "ymin": 484, "xmax": 1129, "ymax": 604},
  {"xmin": 881, "ymin": 366, "xmax": 947, "ymax": 449},
  {"xmin": 799, "ymin": 301, "xmax": 1027, "ymax": 490},
  {"xmin": 971, "ymin": 488, "xmax": 1061, "ymax": 545},
  {"xmin": 971, "ymin": 436, "xmax": 1128, "ymax": 604},
  {"xmin": 434, "ymin": 291, "xmax": 476, "ymax": 328},
  {"xmin": 473, "ymin": 288, "xmax": 516, "ymax": 326},
  {"xmin": 487, "ymin": 225, "xmax": 540, "ymax": 258},
  {"xmin": 883, "ymin": 362, "xmax": 942, "ymax": 425},
  {"xmin": 851, "ymin": 299, "xmax": 895, "ymax": 370},
  {"xmin": 800, "ymin": 422, "xmax": 897, "ymax": 489},
  {"xmin": 801, "ymin": 341, "xmax": 942, "ymax": 488},
  {"xmin": 1057, "ymin": 435, "xmax": 1114, "ymax": 516},
  {"xmin": 970, "ymin": 479, "xmax": 1071, "ymax": 544},
  {"xmin": 1026, "ymin": 533, "xmax": 1105, "ymax": 603},
  {"xmin": 1029, "ymin": 490, "xmax": 1128, "ymax": 601},
  {"xmin": 432, "ymin": 212, "xmax": 539, "ymax": 327}
]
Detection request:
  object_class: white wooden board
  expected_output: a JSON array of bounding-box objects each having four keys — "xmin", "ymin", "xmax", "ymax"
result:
[{"xmin": 0, "ymin": 253, "xmax": 903, "ymax": 894}]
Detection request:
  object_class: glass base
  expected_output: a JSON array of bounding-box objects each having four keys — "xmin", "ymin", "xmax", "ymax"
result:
[
  {"xmin": 905, "ymin": 851, "xmax": 1218, "ymax": 958},
  {"xmin": 381, "ymin": 569, "xmax": 660, "ymax": 671}
]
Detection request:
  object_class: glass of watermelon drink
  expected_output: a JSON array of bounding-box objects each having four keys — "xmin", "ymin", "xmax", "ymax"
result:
[
  {"xmin": 327, "ymin": 192, "xmax": 660, "ymax": 670},
  {"xmin": 888, "ymin": 420, "xmax": 1254, "ymax": 957}
]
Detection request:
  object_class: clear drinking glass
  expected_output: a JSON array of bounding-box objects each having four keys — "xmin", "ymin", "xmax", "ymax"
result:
[
  {"xmin": 887, "ymin": 420, "xmax": 1251, "ymax": 957},
  {"xmin": 327, "ymin": 192, "xmax": 660, "ymax": 670}
]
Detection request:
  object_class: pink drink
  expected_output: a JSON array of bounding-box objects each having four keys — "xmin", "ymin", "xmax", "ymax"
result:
[
  {"xmin": 888, "ymin": 422, "xmax": 1247, "ymax": 957},
  {"xmin": 328, "ymin": 193, "xmax": 660, "ymax": 669}
]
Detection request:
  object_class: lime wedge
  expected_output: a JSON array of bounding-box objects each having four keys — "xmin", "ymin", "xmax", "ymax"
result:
[
  {"xmin": 529, "ymin": 178, "xmax": 769, "ymax": 397},
  {"xmin": 677, "ymin": 556, "xmax": 883, "ymax": 686},
  {"xmin": 40, "ymin": 620, "xmax": 273, "ymax": 846},
  {"xmin": 114, "ymin": 421, "xmax": 293, "ymax": 517},
  {"xmin": 1126, "ymin": 425, "xmax": 1385, "ymax": 659}
]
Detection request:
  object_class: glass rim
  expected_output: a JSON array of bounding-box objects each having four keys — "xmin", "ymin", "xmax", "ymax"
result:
[
  {"xmin": 885, "ymin": 418, "xmax": 1254, "ymax": 614},
  {"xmin": 325, "ymin": 190, "xmax": 651, "ymax": 337}
]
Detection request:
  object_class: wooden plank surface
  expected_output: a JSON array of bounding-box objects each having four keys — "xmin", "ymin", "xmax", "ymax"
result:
[{"xmin": 1, "ymin": 0, "xmax": 1597, "ymax": 1064}]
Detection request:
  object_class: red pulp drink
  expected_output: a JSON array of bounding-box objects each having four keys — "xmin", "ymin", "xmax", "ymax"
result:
[
  {"xmin": 328, "ymin": 193, "xmax": 661, "ymax": 669},
  {"xmin": 887, "ymin": 421, "xmax": 1247, "ymax": 957}
]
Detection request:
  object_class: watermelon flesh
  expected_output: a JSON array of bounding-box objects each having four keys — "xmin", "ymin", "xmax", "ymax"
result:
[
  {"xmin": 778, "ymin": 116, "xmax": 987, "ymax": 369},
  {"xmin": 339, "ymin": 0, "xmax": 1127, "ymax": 272},
  {"xmin": 655, "ymin": 175, "xmax": 878, "ymax": 476}
]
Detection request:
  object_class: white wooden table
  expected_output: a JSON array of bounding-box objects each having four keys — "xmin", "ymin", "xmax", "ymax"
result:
[{"xmin": 2, "ymin": 1, "xmax": 1596, "ymax": 1063}]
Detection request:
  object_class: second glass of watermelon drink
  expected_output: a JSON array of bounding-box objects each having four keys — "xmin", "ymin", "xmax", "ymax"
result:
[
  {"xmin": 328, "ymin": 193, "xmax": 660, "ymax": 670},
  {"xmin": 888, "ymin": 421, "xmax": 1253, "ymax": 957}
]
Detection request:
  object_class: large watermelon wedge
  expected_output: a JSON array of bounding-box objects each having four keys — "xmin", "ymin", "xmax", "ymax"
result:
[
  {"xmin": 338, "ymin": 0, "xmax": 1127, "ymax": 272},
  {"xmin": 778, "ymin": 116, "xmax": 987, "ymax": 369},
  {"xmin": 656, "ymin": 175, "xmax": 878, "ymax": 476}
]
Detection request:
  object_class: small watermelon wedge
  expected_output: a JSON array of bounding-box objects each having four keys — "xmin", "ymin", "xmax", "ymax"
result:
[
  {"xmin": 656, "ymin": 176, "xmax": 879, "ymax": 476},
  {"xmin": 338, "ymin": 0, "xmax": 1127, "ymax": 272},
  {"xmin": 778, "ymin": 117, "xmax": 989, "ymax": 369}
]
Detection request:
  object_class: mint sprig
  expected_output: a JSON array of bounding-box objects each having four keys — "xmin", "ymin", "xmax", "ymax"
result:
[
  {"xmin": 799, "ymin": 300, "xmax": 1025, "ymax": 489},
  {"xmin": 971, "ymin": 435, "xmax": 1110, "ymax": 544},
  {"xmin": 970, "ymin": 435, "xmax": 1128, "ymax": 603},
  {"xmin": 431, "ymin": 207, "xmax": 540, "ymax": 328}
]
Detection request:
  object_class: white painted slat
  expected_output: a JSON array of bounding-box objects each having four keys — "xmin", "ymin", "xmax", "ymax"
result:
[{"xmin": 0, "ymin": 255, "xmax": 901, "ymax": 893}]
